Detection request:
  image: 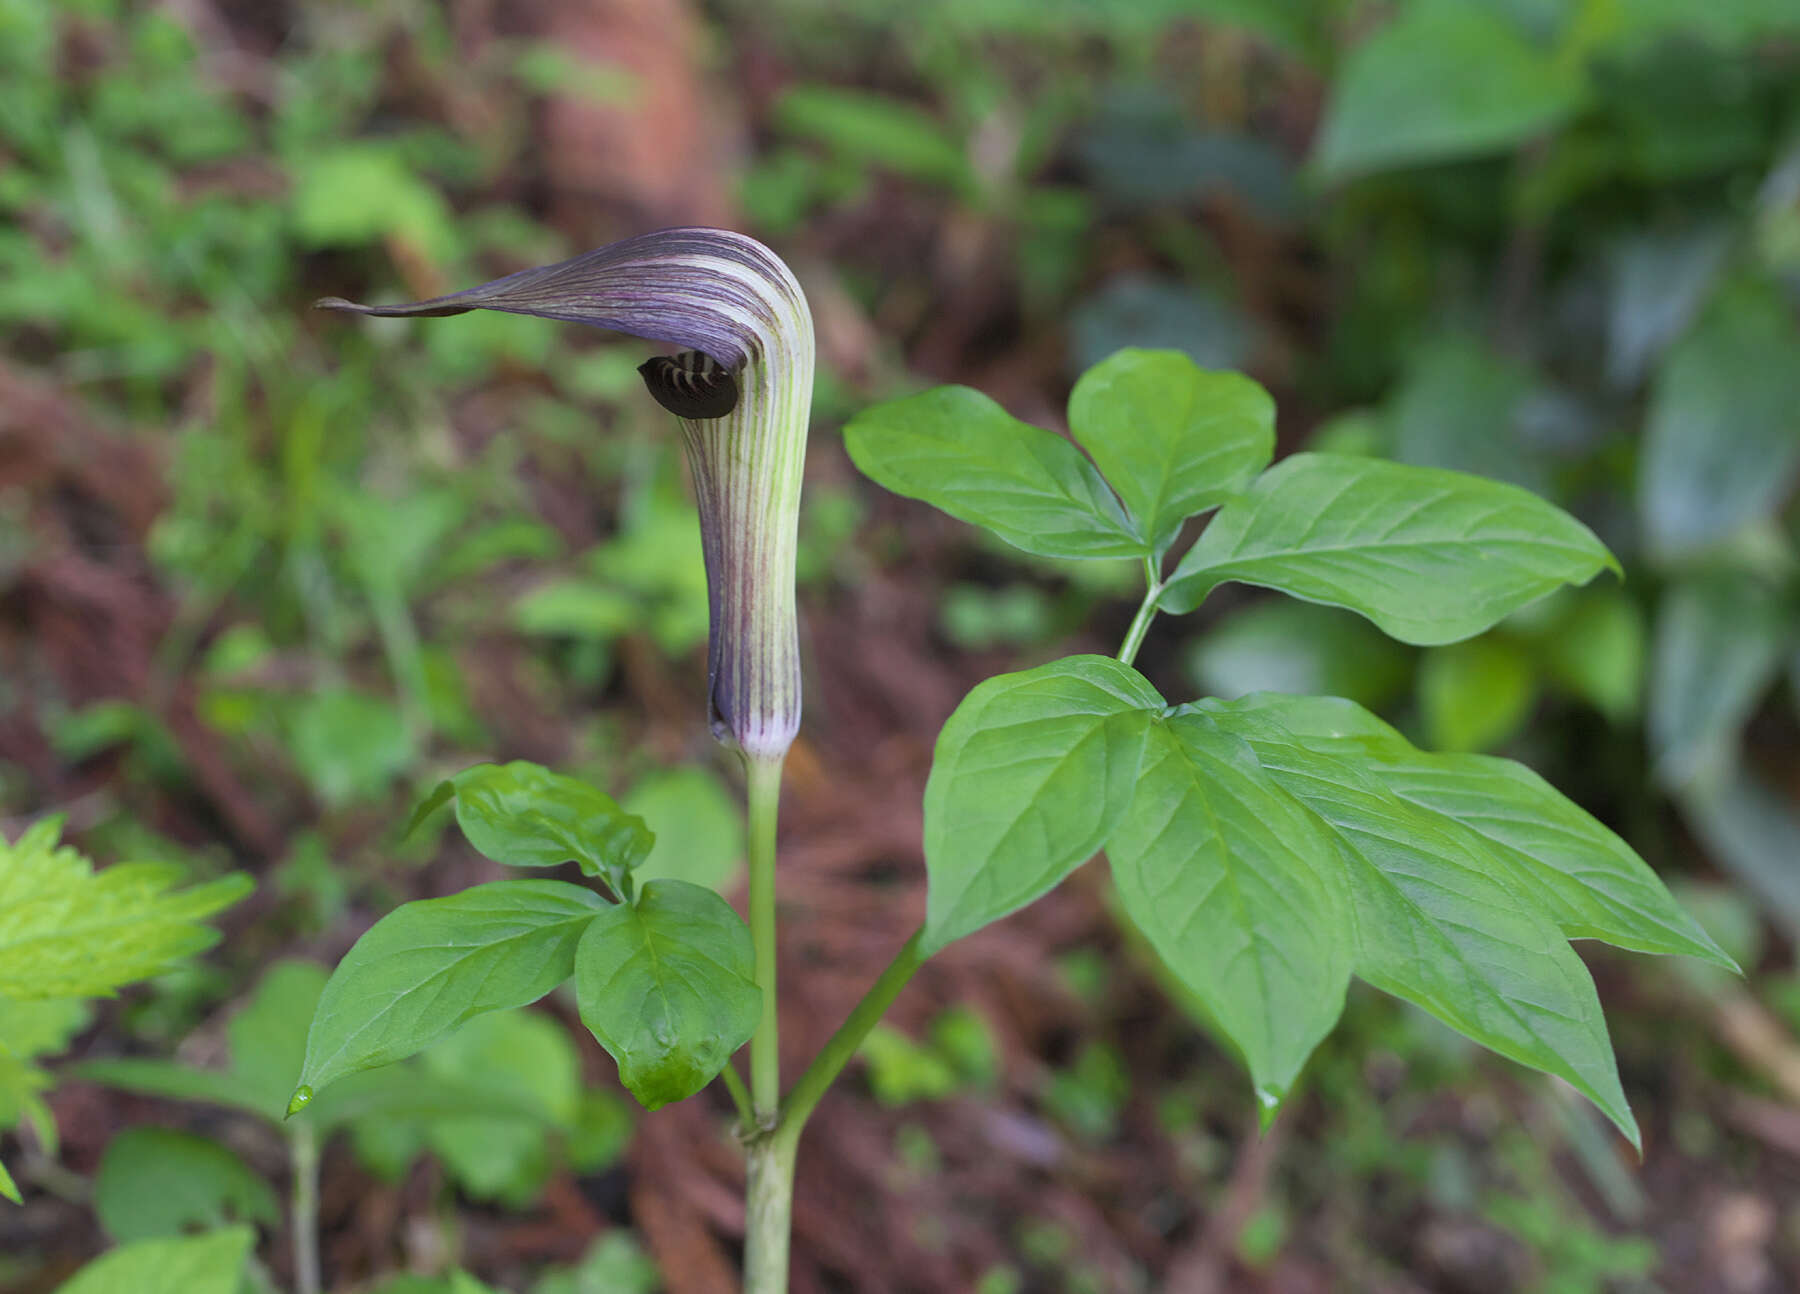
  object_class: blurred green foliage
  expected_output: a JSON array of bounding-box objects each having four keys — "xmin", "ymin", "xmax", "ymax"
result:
[{"xmin": 1, "ymin": 0, "xmax": 1798, "ymax": 1286}]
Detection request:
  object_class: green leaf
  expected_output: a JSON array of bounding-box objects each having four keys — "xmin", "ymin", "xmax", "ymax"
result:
[
  {"xmin": 70, "ymin": 1058, "xmax": 264, "ymax": 1118},
  {"xmin": 416, "ymin": 1010, "xmax": 582, "ymax": 1204},
  {"xmin": 1388, "ymin": 334, "xmax": 1545, "ymax": 493},
  {"xmin": 292, "ymin": 144, "xmax": 456, "ymax": 262},
  {"xmin": 80, "ymin": 959, "xmax": 329, "ymax": 1123},
  {"xmin": 287, "ymin": 687, "xmax": 415, "ymax": 809},
  {"xmin": 1161, "ymin": 454, "xmax": 1618, "ymax": 645},
  {"xmin": 844, "ymin": 386, "xmax": 1144, "ymax": 560},
  {"xmin": 534, "ymin": 1234, "xmax": 661, "ymax": 1294},
  {"xmin": 773, "ymin": 85, "xmax": 972, "ymax": 191},
  {"xmin": 0, "ymin": 1155, "xmax": 16, "ymax": 1204},
  {"xmin": 1639, "ymin": 279, "xmax": 1800, "ymax": 558},
  {"xmin": 859, "ymin": 1025, "xmax": 963, "ymax": 1106},
  {"xmin": 300, "ymin": 1061, "xmax": 570, "ymax": 1131},
  {"xmin": 53, "ymin": 1226, "xmax": 252, "ymax": 1294},
  {"xmin": 1068, "ymin": 275, "xmax": 1252, "ymax": 374},
  {"xmin": 1107, "ymin": 715, "xmax": 1352, "ymax": 1112},
  {"xmin": 94, "ymin": 1128, "xmax": 278, "ymax": 1242},
  {"xmin": 623, "ymin": 767, "xmax": 745, "ymax": 893},
  {"xmin": 1649, "ymin": 575, "xmax": 1788, "ymax": 788},
  {"xmin": 1605, "ymin": 225, "xmax": 1729, "ymax": 387},
  {"xmin": 0, "ymin": 995, "xmax": 89, "ymax": 1070},
  {"xmin": 574, "ymin": 879, "xmax": 759, "ymax": 1110},
  {"xmin": 1533, "ymin": 589, "xmax": 1646, "ymax": 722},
  {"xmin": 403, "ymin": 780, "xmax": 457, "ymax": 840},
  {"xmin": 227, "ymin": 960, "xmax": 329, "ymax": 1118},
  {"xmin": 1199, "ymin": 696, "xmax": 1639, "ymax": 1145},
  {"xmin": 448, "ymin": 762, "xmax": 653, "ymax": 885},
  {"xmin": 297, "ymin": 880, "xmax": 605, "ymax": 1100},
  {"xmin": 1188, "ymin": 599, "xmax": 1411, "ymax": 709},
  {"xmin": 1312, "ymin": 0, "xmax": 1584, "ymax": 181},
  {"xmin": 1066, "ymin": 349, "xmax": 1274, "ymax": 554},
  {"xmin": 0, "ymin": 819, "xmax": 250, "ymax": 1002},
  {"xmin": 1677, "ymin": 766, "xmax": 1800, "ymax": 949},
  {"xmin": 1417, "ymin": 636, "xmax": 1538, "ymax": 753},
  {"xmin": 1243, "ymin": 694, "xmax": 1732, "ymax": 969},
  {"xmin": 923, "ymin": 656, "xmax": 1163, "ymax": 953}
]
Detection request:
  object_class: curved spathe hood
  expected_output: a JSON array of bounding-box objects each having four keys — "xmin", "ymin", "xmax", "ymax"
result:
[{"xmin": 321, "ymin": 227, "xmax": 814, "ymax": 761}]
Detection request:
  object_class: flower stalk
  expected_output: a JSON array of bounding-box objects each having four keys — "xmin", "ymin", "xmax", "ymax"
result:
[{"xmin": 320, "ymin": 228, "xmax": 814, "ymax": 1291}]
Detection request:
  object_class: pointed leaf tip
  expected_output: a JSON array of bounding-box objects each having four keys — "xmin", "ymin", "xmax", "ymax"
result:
[
  {"xmin": 284, "ymin": 1086, "xmax": 313, "ymax": 1118},
  {"xmin": 1254, "ymin": 1084, "xmax": 1285, "ymax": 1132}
]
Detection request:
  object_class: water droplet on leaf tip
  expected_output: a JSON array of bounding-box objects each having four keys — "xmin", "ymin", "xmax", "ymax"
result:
[
  {"xmin": 1254, "ymin": 1085, "xmax": 1283, "ymax": 1130},
  {"xmin": 286, "ymin": 1086, "xmax": 314, "ymax": 1117}
]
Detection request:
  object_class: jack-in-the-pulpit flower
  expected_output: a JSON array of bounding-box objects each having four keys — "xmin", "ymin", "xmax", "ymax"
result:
[{"xmin": 320, "ymin": 229, "xmax": 814, "ymax": 761}]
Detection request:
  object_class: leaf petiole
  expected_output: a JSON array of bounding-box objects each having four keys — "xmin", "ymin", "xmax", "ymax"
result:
[{"xmin": 1116, "ymin": 555, "xmax": 1165, "ymax": 668}]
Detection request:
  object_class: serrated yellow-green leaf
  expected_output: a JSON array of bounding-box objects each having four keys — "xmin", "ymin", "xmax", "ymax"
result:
[{"xmin": 0, "ymin": 820, "xmax": 251, "ymax": 1002}]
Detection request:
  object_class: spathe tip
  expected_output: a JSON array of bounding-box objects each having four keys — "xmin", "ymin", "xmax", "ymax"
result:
[{"xmin": 312, "ymin": 295, "xmax": 471, "ymax": 318}]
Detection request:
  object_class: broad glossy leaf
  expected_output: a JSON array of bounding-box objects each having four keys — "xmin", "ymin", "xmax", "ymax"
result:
[
  {"xmin": 1640, "ymin": 280, "xmax": 1800, "ymax": 557},
  {"xmin": 448, "ymin": 762, "xmax": 653, "ymax": 884},
  {"xmin": 574, "ymin": 879, "xmax": 759, "ymax": 1109},
  {"xmin": 94, "ymin": 1128, "xmax": 278, "ymax": 1242},
  {"xmin": 1312, "ymin": 0, "xmax": 1582, "ymax": 180},
  {"xmin": 844, "ymin": 386, "xmax": 1144, "ymax": 560},
  {"xmin": 297, "ymin": 880, "xmax": 605, "ymax": 1099},
  {"xmin": 1067, "ymin": 348, "xmax": 1273, "ymax": 552},
  {"xmin": 1649, "ymin": 575, "xmax": 1788, "ymax": 788},
  {"xmin": 1161, "ymin": 454, "xmax": 1617, "ymax": 644},
  {"xmin": 1198, "ymin": 697, "xmax": 1638, "ymax": 1145},
  {"xmin": 53, "ymin": 1227, "xmax": 252, "ymax": 1294},
  {"xmin": 1107, "ymin": 715, "xmax": 1351, "ymax": 1111},
  {"xmin": 1241, "ymin": 694, "xmax": 1731, "ymax": 969},
  {"xmin": 922, "ymin": 656, "xmax": 1163, "ymax": 953}
]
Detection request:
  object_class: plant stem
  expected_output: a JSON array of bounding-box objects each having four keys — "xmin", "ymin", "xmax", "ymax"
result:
[
  {"xmin": 745, "ymin": 754, "xmax": 785, "ymax": 1122},
  {"xmin": 742, "ymin": 930, "xmax": 923, "ymax": 1294},
  {"xmin": 1118, "ymin": 557, "xmax": 1165, "ymax": 668},
  {"xmin": 741, "ymin": 752, "xmax": 788, "ymax": 1291},
  {"xmin": 779, "ymin": 930, "xmax": 924, "ymax": 1136},
  {"xmin": 290, "ymin": 1124, "xmax": 321, "ymax": 1294},
  {"xmin": 719, "ymin": 1059, "xmax": 755, "ymax": 1129},
  {"xmin": 743, "ymin": 1132, "xmax": 798, "ymax": 1294}
]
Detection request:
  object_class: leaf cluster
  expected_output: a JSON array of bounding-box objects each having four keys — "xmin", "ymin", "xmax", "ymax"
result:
[
  {"xmin": 293, "ymin": 762, "xmax": 758, "ymax": 1113},
  {"xmin": 847, "ymin": 347, "xmax": 1730, "ymax": 1141}
]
